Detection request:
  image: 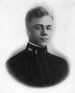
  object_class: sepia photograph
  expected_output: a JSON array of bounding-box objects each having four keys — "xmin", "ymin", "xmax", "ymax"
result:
[{"xmin": 6, "ymin": 5, "xmax": 69, "ymax": 87}]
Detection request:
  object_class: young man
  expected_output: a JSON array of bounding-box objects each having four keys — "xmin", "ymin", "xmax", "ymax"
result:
[{"xmin": 6, "ymin": 6, "xmax": 69, "ymax": 87}]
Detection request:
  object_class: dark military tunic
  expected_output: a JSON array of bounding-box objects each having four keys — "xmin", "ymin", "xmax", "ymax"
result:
[{"xmin": 6, "ymin": 42, "xmax": 69, "ymax": 87}]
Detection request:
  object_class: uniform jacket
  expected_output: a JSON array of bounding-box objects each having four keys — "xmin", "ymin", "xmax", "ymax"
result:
[{"xmin": 6, "ymin": 42, "xmax": 69, "ymax": 87}]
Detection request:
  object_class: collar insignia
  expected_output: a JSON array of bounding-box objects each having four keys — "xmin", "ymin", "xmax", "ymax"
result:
[{"xmin": 28, "ymin": 48, "xmax": 33, "ymax": 52}]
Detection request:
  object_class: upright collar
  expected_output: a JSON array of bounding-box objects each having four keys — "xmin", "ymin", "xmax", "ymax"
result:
[
  {"xmin": 26, "ymin": 42, "xmax": 47, "ymax": 54},
  {"xmin": 29, "ymin": 42, "xmax": 42, "ymax": 47}
]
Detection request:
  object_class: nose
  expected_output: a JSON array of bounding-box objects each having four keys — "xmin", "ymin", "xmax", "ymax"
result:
[{"xmin": 41, "ymin": 27, "xmax": 47, "ymax": 36}]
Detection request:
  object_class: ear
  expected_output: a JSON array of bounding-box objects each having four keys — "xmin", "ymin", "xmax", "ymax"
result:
[
  {"xmin": 27, "ymin": 24, "xmax": 32, "ymax": 31},
  {"xmin": 26, "ymin": 27, "xmax": 31, "ymax": 38}
]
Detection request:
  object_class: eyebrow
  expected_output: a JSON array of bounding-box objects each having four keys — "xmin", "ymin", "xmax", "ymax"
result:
[
  {"xmin": 47, "ymin": 25, "xmax": 52, "ymax": 27},
  {"xmin": 34, "ymin": 24, "xmax": 52, "ymax": 27},
  {"xmin": 34, "ymin": 24, "xmax": 43, "ymax": 27}
]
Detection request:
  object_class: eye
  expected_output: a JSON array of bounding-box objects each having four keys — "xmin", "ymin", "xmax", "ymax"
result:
[
  {"xmin": 34, "ymin": 26, "xmax": 42, "ymax": 30},
  {"xmin": 46, "ymin": 25, "xmax": 53, "ymax": 30}
]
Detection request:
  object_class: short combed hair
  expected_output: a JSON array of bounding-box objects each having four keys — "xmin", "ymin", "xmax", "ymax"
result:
[{"xmin": 25, "ymin": 6, "xmax": 51, "ymax": 28}]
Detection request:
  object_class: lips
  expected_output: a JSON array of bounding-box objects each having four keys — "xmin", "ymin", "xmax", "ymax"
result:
[{"xmin": 40, "ymin": 38, "xmax": 49, "ymax": 41}]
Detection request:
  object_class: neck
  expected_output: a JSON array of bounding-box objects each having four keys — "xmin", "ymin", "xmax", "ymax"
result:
[
  {"xmin": 29, "ymin": 41, "xmax": 47, "ymax": 48},
  {"xmin": 27, "ymin": 42, "xmax": 47, "ymax": 54}
]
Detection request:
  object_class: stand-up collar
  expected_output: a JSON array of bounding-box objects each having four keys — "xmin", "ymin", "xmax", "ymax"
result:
[{"xmin": 26, "ymin": 42, "xmax": 47, "ymax": 54}]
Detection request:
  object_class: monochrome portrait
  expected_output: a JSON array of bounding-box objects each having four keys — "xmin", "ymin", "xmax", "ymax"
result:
[{"xmin": 6, "ymin": 5, "xmax": 69, "ymax": 87}]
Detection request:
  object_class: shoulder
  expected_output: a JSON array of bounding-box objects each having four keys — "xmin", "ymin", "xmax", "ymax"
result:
[
  {"xmin": 47, "ymin": 52, "xmax": 69, "ymax": 81},
  {"xmin": 6, "ymin": 49, "xmax": 28, "ymax": 69},
  {"xmin": 46, "ymin": 52, "xmax": 69, "ymax": 72},
  {"xmin": 8, "ymin": 48, "xmax": 29, "ymax": 61},
  {"xmin": 47, "ymin": 52, "xmax": 67, "ymax": 62},
  {"xmin": 6, "ymin": 49, "xmax": 30, "ymax": 76}
]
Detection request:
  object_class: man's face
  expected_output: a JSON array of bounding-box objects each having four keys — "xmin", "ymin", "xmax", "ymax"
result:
[{"xmin": 27, "ymin": 15, "xmax": 54, "ymax": 47}]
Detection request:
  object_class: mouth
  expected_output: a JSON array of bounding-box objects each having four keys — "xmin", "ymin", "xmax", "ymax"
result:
[{"xmin": 40, "ymin": 38, "xmax": 49, "ymax": 42}]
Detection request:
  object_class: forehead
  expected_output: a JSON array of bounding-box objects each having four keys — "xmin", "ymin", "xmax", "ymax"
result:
[{"xmin": 29, "ymin": 15, "xmax": 54, "ymax": 26}]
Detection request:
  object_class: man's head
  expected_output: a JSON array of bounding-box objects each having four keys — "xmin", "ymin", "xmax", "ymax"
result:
[{"xmin": 25, "ymin": 6, "xmax": 54, "ymax": 47}]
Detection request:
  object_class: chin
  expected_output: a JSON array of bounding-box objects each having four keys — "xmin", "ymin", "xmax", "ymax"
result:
[{"xmin": 40, "ymin": 42, "xmax": 47, "ymax": 47}]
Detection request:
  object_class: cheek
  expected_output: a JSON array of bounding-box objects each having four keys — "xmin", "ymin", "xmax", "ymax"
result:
[
  {"xmin": 30, "ymin": 27, "xmax": 40, "ymax": 36},
  {"xmin": 32, "ymin": 30, "xmax": 41, "ymax": 38},
  {"xmin": 48, "ymin": 31, "xmax": 53, "ymax": 35}
]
